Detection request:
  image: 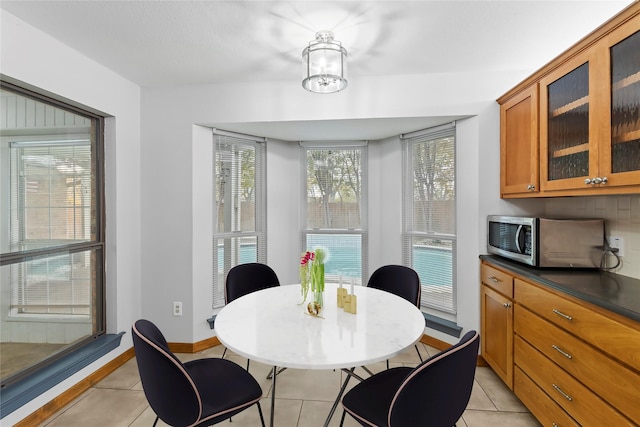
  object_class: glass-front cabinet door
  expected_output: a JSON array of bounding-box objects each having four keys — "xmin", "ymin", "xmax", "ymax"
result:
[
  {"xmin": 540, "ymin": 50, "xmax": 598, "ymax": 192},
  {"xmin": 600, "ymin": 22, "xmax": 640, "ymax": 187},
  {"xmin": 541, "ymin": 14, "xmax": 640, "ymax": 193}
]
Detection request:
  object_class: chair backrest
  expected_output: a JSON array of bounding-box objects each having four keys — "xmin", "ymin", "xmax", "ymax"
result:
[
  {"xmin": 225, "ymin": 263, "xmax": 280, "ymax": 303},
  {"xmin": 367, "ymin": 265, "xmax": 421, "ymax": 308},
  {"xmin": 389, "ymin": 330, "xmax": 480, "ymax": 426},
  {"xmin": 132, "ymin": 319, "xmax": 202, "ymax": 427}
]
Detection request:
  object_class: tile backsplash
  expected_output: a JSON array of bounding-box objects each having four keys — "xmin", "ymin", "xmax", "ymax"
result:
[{"xmin": 545, "ymin": 195, "xmax": 640, "ymax": 280}]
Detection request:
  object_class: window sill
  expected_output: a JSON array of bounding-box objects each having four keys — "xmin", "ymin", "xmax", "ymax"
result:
[
  {"xmin": 0, "ymin": 332, "xmax": 124, "ymax": 419},
  {"xmin": 423, "ymin": 313, "xmax": 462, "ymax": 338}
]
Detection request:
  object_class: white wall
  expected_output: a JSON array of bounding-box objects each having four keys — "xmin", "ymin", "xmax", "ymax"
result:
[
  {"xmin": 0, "ymin": 11, "xmax": 141, "ymax": 425},
  {"xmin": 141, "ymin": 68, "xmax": 537, "ymax": 345}
]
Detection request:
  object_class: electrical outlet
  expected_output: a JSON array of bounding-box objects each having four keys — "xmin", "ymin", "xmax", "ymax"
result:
[
  {"xmin": 173, "ymin": 301, "xmax": 183, "ymax": 316},
  {"xmin": 609, "ymin": 236, "xmax": 624, "ymax": 257}
]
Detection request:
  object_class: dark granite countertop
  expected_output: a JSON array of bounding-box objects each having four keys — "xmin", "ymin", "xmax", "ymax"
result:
[{"xmin": 480, "ymin": 255, "xmax": 640, "ymax": 323}]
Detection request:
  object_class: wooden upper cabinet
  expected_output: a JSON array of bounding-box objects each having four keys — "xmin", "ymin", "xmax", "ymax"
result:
[
  {"xmin": 540, "ymin": 14, "xmax": 640, "ymax": 193},
  {"xmin": 499, "ymin": 2, "xmax": 640, "ymax": 197},
  {"xmin": 500, "ymin": 85, "xmax": 539, "ymax": 197},
  {"xmin": 599, "ymin": 16, "xmax": 640, "ymax": 188},
  {"xmin": 540, "ymin": 49, "xmax": 598, "ymax": 192}
]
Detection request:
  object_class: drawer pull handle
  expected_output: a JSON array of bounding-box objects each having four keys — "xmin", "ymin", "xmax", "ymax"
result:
[
  {"xmin": 552, "ymin": 345, "xmax": 573, "ymax": 359},
  {"xmin": 552, "ymin": 384, "xmax": 573, "ymax": 401},
  {"xmin": 487, "ymin": 275, "xmax": 501, "ymax": 283},
  {"xmin": 503, "ymin": 302, "xmax": 512, "ymax": 308},
  {"xmin": 552, "ymin": 309, "xmax": 573, "ymax": 321},
  {"xmin": 552, "ymin": 424, "xmax": 559, "ymax": 427}
]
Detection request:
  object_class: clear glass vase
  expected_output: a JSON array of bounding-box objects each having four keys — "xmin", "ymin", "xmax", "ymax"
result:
[{"xmin": 307, "ymin": 268, "xmax": 324, "ymax": 316}]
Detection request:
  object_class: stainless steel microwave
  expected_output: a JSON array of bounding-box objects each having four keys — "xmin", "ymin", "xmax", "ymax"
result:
[{"xmin": 487, "ymin": 216, "xmax": 604, "ymax": 268}]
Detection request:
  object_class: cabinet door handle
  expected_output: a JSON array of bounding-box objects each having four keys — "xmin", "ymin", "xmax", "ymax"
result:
[
  {"xmin": 586, "ymin": 176, "xmax": 608, "ymax": 185},
  {"xmin": 487, "ymin": 275, "xmax": 501, "ymax": 283},
  {"xmin": 552, "ymin": 309, "xmax": 573, "ymax": 321},
  {"xmin": 503, "ymin": 302, "xmax": 512, "ymax": 308},
  {"xmin": 552, "ymin": 384, "xmax": 573, "ymax": 401},
  {"xmin": 552, "ymin": 344, "xmax": 573, "ymax": 359},
  {"xmin": 527, "ymin": 184, "xmax": 536, "ymax": 191}
]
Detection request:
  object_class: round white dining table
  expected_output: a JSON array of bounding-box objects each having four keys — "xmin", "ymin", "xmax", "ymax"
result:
[{"xmin": 215, "ymin": 282, "xmax": 425, "ymax": 427}]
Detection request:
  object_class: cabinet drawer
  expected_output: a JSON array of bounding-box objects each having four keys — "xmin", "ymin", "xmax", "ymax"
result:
[
  {"xmin": 481, "ymin": 264, "xmax": 513, "ymax": 297},
  {"xmin": 514, "ymin": 336, "xmax": 634, "ymax": 426},
  {"xmin": 515, "ymin": 305, "xmax": 640, "ymax": 422},
  {"xmin": 514, "ymin": 278, "xmax": 640, "ymax": 371},
  {"xmin": 514, "ymin": 367, "xmax": 579, "ymax": 427}
]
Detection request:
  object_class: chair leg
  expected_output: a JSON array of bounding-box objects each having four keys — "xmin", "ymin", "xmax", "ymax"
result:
[
  {"xmin": 222, "ymin": 347, "xmax": 227, "ymax": 359},
  {"xmin": 256, "ymin": 402, "xmax": 266, "ymax": 427},
  {"xmin": 415, "ymin": 344, "xmax": 424, "ymax": 363},
  {"xmin": 246, "ymin": 359, "xmax": 250, "ymax": 371},
  {"xmin": 339, "ymin": 410, "xmax": 347, "ymax": 427},
  {"xmin": 152, "ymin": 416, "xmax": 159, "ymax": 427}
]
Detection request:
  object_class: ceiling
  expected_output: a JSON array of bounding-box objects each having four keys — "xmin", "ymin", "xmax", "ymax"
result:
[{"xmin": 1, "ymin": 0, "xmax": 633, "ymax": 140}]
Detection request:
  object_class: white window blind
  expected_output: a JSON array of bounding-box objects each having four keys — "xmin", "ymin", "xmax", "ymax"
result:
[
  {"xmin": 402, "ymin": 123, "xmax": 457, "ymax": 313},
  {"xmin": 212, "ymin": 131, "xmax": 266, "ymax": 308},
  {"xmin": 7, "ymin": 139, "xmax": 96, "ymax": 316},
  {"xmin": 300, "ymin": 142, "xmax": 367, "ymax": 285}
]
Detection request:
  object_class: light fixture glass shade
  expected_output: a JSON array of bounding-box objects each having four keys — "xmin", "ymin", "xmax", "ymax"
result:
[{"xmin": 302, "ymin": 31, "xmax": 348, "ymax": 94}]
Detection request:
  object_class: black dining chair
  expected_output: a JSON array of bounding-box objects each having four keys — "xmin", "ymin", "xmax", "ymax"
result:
[
  {"xmin": 340, "ymin": 330, "xmax": 480, "ymax": 427},
  {"xmin": 367, "ymin": 264, "xmax": 424, "ymax": 366},
  {"xmin": 223, "ymin": 262, "xmax": 280, "ymax": 370},
  {"xmin": 132, "ymin": 319, "xmax": 265, "ymax": 427},
  {"xmin": 225, "ymin": 262, "xmax": 280, "ymax": 304}
]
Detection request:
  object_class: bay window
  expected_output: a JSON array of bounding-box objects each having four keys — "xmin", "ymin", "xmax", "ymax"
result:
[
  {"xmin": 402, "ymin": 123, "xmax": 457, "ymax": 313},
  {"xmin": 301, "ymin": 142, "xmax": 368, "ymax": 285}
]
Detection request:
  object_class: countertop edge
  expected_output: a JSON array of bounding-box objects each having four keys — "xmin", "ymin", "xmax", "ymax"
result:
[{"xmin": 480, "ymin": 254, "xmax": 640, "ymax": 324}]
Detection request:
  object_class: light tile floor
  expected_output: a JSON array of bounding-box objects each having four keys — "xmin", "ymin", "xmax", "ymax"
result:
[{"xmin": 39, "ymin": 343, "xmax": 541, "ymax": 426}]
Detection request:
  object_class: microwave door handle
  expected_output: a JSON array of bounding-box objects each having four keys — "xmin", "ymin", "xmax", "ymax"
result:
[{"xmin": 515, "ymin": 225, "xmax": 524, "ymax": 254}]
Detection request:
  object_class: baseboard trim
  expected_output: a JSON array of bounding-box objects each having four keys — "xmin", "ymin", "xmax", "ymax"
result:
[
  {"xmin": 420, "ymin": 334, "xmax": 486, "ymax": 367},
  {"xmin": 419, "ymin": 334, "xmax": 450, "ymax": 351},
  {"xmin": 14, "ymin": 347, "xmax": 135, "ymax": 427},
  {"xmin": 14, "ymin": 335, "xmax": 221, "ymax": 426},
  {"xmin": 168, "ymin": 336, "xmax": 221, "ymax": 353},
  {"xmin": 16, "ymin": 333, "xmax": 478, "ymax": 426}
]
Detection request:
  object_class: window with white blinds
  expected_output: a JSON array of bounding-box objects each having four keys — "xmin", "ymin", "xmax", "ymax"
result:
[
  {"xmin": 212, "ymin": 130, "xmax": 266, "ymax": 308},
  {"xmin": 0, "ymin": 80, "xmax": 105, "ymax": 385},
  {"xmin": 402, "ymin": 123, "xmax": 457, "ymax": 313},
  {"xmin": 6, "ymin": 140, "xmax": 96, "ymax": 316},
  {"xmin": 300, "ymin": 142, "xmax": 367, "ymax": 286}
]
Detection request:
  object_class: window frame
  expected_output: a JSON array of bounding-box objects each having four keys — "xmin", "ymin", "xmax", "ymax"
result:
[
  {"xmin": 300, "ymin": 141, "xmax": 368, "ymax": 286},
  {"xmin": 402, "ymin": 123, "xmax": 457, "ymax": 314},
  {"xmin": 211, "ymin": 130, "xmax": 267, "ymax": 308},
  {"xmin": 0, "ymin": 80, "xmax": 106, "ymax": 385}
]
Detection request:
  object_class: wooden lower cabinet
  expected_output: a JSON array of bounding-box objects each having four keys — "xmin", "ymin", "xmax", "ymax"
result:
[
  {"xmin": 515, "ymin": 305, "xmax": 640, "ymax": 422},
  {"xmin": 514, "ymin": 367, "xmax": 580, "ymax": 427},
  {"xmin": 480, "ymin": 262, "xmax": 514, "ymax": 388},
  {"xmin": 481, "ymin": 285, "xmax": 513, "ymax": 388},
  {"xmin": 514, "ymin": 278, "xmax": 640, "ymax": 371},
  {"xmin": 481, "ymin": 260, "xmax": 640, "ymax": 426},
  {"xmin": 515, "ymin": 336, "xmax": 634, "ymax": 426}
]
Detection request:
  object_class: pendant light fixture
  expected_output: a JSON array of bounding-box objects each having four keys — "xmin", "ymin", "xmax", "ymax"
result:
[{"xmin": 302, "ymin": 31, "xmax": 348, "ymax": 94}]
